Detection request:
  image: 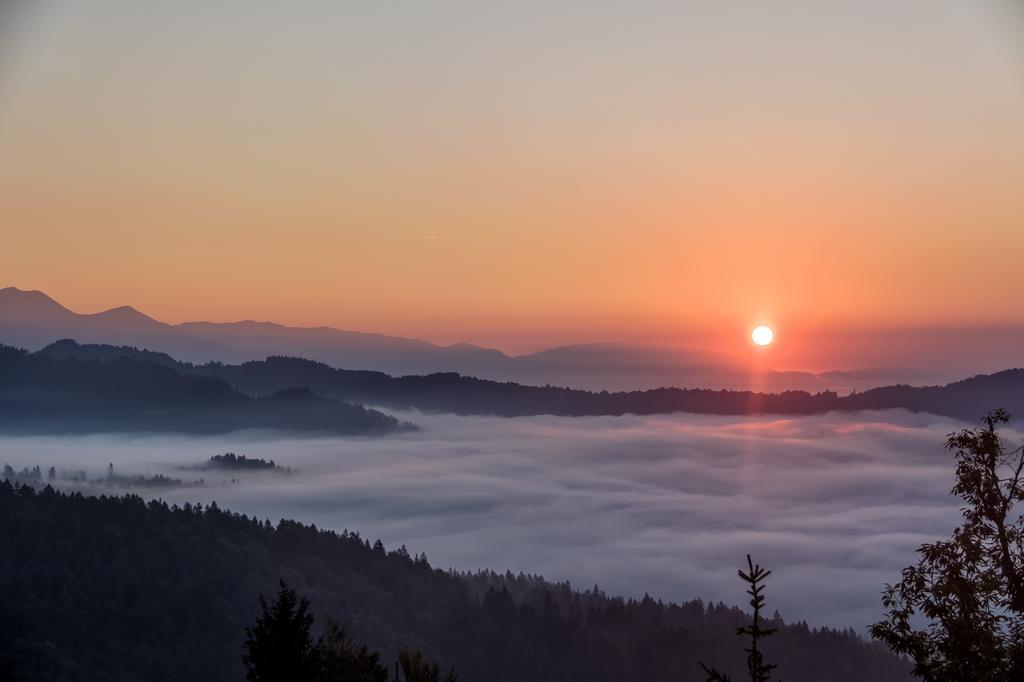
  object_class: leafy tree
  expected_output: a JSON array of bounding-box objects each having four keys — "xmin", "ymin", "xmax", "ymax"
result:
[
  {"xmin": 398, "ymin": 648, "xmax": 458, "ymax": 682},
  {"xmin": 316, "ymin": 619, "xmax": 389, "ymax": 682},
  {"xmin": 871, "ymin": 409, "xmax": 1024, "ymax": 680},
  {"xmin": 243, "ymin": 580, "xmax": 318, "ymax": 682},
  {"xmin": 700, "ymin": 555, "xmax": 778, "ymax": 682}
]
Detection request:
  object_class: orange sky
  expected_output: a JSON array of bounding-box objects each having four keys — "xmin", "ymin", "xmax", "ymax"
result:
[{"xmin": 1, "ymin": 1, "xmax": 1023, "ymax": 357}]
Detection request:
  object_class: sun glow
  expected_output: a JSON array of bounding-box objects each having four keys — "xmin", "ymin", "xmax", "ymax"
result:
[{"xmin": 751, "ymin": 325, "xmax": 774, "ymax": 346}]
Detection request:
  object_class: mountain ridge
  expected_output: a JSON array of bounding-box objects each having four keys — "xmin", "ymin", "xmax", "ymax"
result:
[
  {"xmin": 0, "ymin": 286, "xmax": 949, "ymax": 392},
  {"xmin": 23, "ymin": 339, "xmax": 1024, "ymax": 422}
]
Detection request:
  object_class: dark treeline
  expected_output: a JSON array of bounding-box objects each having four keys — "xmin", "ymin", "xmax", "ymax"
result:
[
  {"xmin": 0, "ymin": 482, "xmax": 908, "ymax": 682},
  {"xmin": 195, "ymin": 357, "xmax": 1024, "ymax": 421},
  {"xmin": 2, "ymin": 462, "xmax": 197, "ymax": 489},
  {"xmin": 201, "ymin": 452, "xmax": 291, "ymax": 473},
  {"xmin": 34, "ymin": 339, "xmax": 1024, "ymax": 420},
  {"xmin": 0, "ymin": 343, "xmax": 405, "ymax": 435}
]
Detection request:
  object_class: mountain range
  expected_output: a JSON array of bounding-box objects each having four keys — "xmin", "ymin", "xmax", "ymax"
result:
[
  {"xmin": 12, "ymin": 339, "xmax": 1024, "ymax": 425},
  {"xmin": 0, "ymin": 287, "xmax": 951, "ymax": 392}
]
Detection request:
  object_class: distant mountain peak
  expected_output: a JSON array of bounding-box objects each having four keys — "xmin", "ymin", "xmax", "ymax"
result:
[
  {"xmin": 87, "ymin": 305, "xmax": 164, "ymax": 328},
  {"xmin": 0, "ymin": 286, "xmax": 71, "ymax": 312},
  {"xmin": 0, "ymin": 286, "xmax": 48, "ymax": 296},
  {"xmin": 94, "ymin": 304, "xmax": 147, "ymax": 317}
]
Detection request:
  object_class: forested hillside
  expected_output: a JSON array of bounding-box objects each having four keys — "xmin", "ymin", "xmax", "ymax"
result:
[
  {"xmin": 0, "ymin": 344, "xmax": 403, "ymax": 435},
  {"xmin": 0, "ymin": 482, "xmax": 908, "ymax": 681}
]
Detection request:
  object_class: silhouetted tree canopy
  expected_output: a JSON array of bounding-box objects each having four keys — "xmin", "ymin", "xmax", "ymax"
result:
[
  {"xmin": 244, "ymin": 581, "xmax": 319, "ymax": 682},
  {"xmin": 204, "ymin": 452, "xmax": 291, "ymax": 473},
  {"xmin": 242, "ymin": 582, "xmax": 392, "ymax": 682},
  {"xmin": 398, "ymin": 649, "xmax": 457, "ymax": 682},
  {"xmin": 317, "ymin": 619, "xmax": 390, "ymax": 682},
  {"xmin": 871, "ymin": 410, "xmax": 1024, "ymax": 680}
]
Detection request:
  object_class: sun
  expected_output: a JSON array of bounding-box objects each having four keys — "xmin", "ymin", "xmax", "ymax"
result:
[{"xmin": 751, "ymin": 325, "xmax": 774, "ymax": 346}]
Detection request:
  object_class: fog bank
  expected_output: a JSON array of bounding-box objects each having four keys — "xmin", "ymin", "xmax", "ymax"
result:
[{"xmin": 0, "ymin": 409, "xmax": 994, "ymax": 629}]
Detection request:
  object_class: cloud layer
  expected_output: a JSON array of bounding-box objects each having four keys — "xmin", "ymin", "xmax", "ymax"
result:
[{"xmin": 1, "ymin": 409, "xmax": 1002, "ymax": 629}]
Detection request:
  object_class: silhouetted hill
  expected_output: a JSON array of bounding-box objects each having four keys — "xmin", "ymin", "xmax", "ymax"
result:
[
  {"xmin": 189, "ymin": 356, "xmax": 843, "ymax": 416},
  {"xmin": 174, "ymin": 352, "xmax": 1024, "ymax": 420},
  {"xmin": 35, "ymin": 338, "xmax": 180, "ymax": 366},
  {"xmin": 0, "ymin": 344, "xmax": 403, "ymax": 435},
  {"xmin": 840, "ymin": 369, "xmax": 1024, "ymax": 419},
  {"xmin": 0, "ymin": 482, "xmax": 910, "ymax": 681},
  {"xmin": 30, "ymin": 340, "xmax": 1024, "ymax": 420}
]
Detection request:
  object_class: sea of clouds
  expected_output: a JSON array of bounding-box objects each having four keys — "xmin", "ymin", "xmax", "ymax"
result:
[{"xmin": 2, "ymin": 409, "xmax": 1010, "ymax": 630}]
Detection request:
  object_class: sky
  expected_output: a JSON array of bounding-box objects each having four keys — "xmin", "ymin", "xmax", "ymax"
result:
[
  {"xmin": 0, "ymin": 410, "xmax": 982, "ymax": 629},
  {"xmin": 1, "ymin": 0, "xmax": 1023, "ymax": 356}
]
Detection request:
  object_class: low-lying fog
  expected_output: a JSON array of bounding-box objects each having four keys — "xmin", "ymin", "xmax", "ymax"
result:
[{"xmin": 1, "ymin": 410, "xmax": 998, "ymax": 630}]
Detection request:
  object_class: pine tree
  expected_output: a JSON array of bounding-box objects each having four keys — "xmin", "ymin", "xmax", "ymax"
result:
[
  {"xmin": 700, "ymin": 555, "xmax": 778, "ymax": 682},
  {"xmin": 397, "ymin": 649, "xmax": 457, "ymax": 682},
  {"xmin": 242, "ymin": 580, "xmax": 317, "ymax": 682},
  {"xmin": 316, "ymin": 619, "xmax": 389, "ymax": 682}
]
